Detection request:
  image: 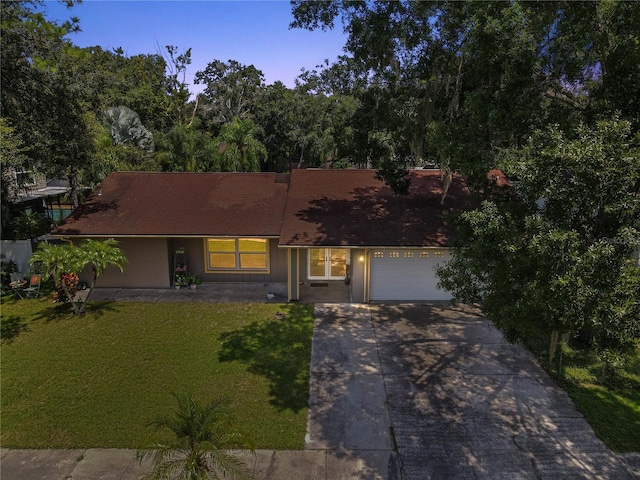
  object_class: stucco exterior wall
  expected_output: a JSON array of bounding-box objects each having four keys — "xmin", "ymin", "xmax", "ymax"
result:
[
  {"xmin": 92, "ymin": 237, "xmax": 171, "ymax": 288},
  {"xmin": 298, "ymin": 249, "xmax": 308, "ymax": 279},
  {"xmin": 349, "ymin": 248, "xmax": 366, "ymax": 303}
]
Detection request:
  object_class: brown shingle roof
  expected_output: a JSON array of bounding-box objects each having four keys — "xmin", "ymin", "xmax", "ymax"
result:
[
  {"xmin": 279, "ymin": 169, "xmax": 471, "ymax": 247},
  {"xmin": 53, "ymin": 169, "xmax": 472, "ymax": 245},
  {"xmin": 53, "ymin": 172, "xmax": 289, "ymax": 237}
]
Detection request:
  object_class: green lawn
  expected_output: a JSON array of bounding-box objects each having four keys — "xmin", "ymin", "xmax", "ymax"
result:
[
  {"xmin": 526, "ymin": 337, "xmax": 640, "ymax": 452},
  {"xmin": 1, "ymin": 295, "xmax": 314, "ymax": 450}
]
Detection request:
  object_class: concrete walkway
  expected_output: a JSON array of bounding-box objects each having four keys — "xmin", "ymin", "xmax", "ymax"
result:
[{"xmin": 2, "ymin": 302, "xmax": 638, "ymax": 479}]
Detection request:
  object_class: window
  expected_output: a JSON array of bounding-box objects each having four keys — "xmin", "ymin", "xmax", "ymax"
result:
[
  {"xmin": 389, "ymin": 251, "xmax": 400, "ymax": 258},
  {"xmin": 404, "ymin": 251, "xmax": 414, "ymax": 258},
  {"xmin": 419, "ymin": 251, "xmax": 430, "ymax": 258},
  {"xmin": 374, "ymin": 251, "xmax": 384, "ymax": 258},
  {"xmin": 434, "ymin": 251, "xmax": 444, "ymax": 258},
  {"xmin": 206, "ymin": 238, "xmax": 268, "ymax": 271}
]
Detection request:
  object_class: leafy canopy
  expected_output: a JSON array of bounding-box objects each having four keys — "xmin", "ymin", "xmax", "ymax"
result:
[{"xmin": 437, "ymin": 119, "xmax": 640, "ymax": 352}]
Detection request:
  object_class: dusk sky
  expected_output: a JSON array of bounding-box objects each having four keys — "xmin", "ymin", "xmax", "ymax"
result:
[{"xmin": 43, "ymin": 0, "xmax": 348, "ymax": 92}]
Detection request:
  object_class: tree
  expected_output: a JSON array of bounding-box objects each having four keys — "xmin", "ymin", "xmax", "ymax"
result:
[
  {"xmin": 159, "ymin": 45, "xmax": 193, "ymax": 128},
  {"xmin": 1, "ymin": 2, "xmax": 191, "ymax": 209},
  {"xmin": 0, "ymin": 1, "xmax": 104, "ymax": 208},
  {"xmin": 30, "ymin": 242, "xmax": 81, "ymax": 307},
  {"xmin": 292, "ymin": 1, "xmax": 482, "ymax": 176},
  {"xmin": 195, "ymin": 60, "xmax": 264, "ymax": 127},
  {"xmin": 155, "ymin": 123, "xmax": 217, "ymax": 172},
  {"xmin": 291, "ymin": 1, "xmax": 640, "ymax": 186},
  {"xmin": 214, "ymin": 118, "xmax": 267, "ymax": 173},
  {"xmin": 59, "ymin": 45, "xmax": 170, "ymax": 132},
  {"xmin": 0, "ymin": 118, "xmax": 29, "ymax": 235},
  {"xmin": 1, "ymin": 1, "xmax": 80, "ymax": 151},
  {"xmin": 13, "ymin": 211, "xmax": 52, "ymax": 246},
  {"xmin": 137, "ymin": 392, "xmax": 253, "ymax": 480},
  {"xmin": 30, "ymin": 239, "xmax": 126, "ymax": 314},
  {"xmin": 253, "ymin": 82, "xmax": 297, "ymax": 171},
  {"xmin": 83, "ymin": 110, "xmax": 157, "ymax": 185},
  {"xmin": 436, "ymin": 119, "xmax": 640, "ymax": 363},
  {"xmin": 79, "ymin": 239, "xmax": 127, "ymax": 310}
]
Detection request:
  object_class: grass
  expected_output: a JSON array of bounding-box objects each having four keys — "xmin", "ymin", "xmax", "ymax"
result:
[
  {"xmin": 525, "ymin": 335, "xmax": 640, "ymax": 453},
  {"xmin": 0, "ymin": 294, "xmax": 314, "ymax": 450}
]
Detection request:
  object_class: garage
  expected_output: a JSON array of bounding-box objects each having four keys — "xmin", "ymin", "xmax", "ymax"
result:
[{"xmin": 369, "ymin": 249, "xmax": 452, "ymax": 301}]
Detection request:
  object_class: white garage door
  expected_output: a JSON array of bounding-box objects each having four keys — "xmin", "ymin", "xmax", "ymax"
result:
[{"xmin": 369, "ymin": 249, "xmax": 451, "ymax": 301}]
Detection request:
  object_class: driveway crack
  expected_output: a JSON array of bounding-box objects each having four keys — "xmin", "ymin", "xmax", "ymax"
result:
[
  {"xmin": 370, "ymin": 305, "xmax": 406, "ymax": 480},
  {"xmin": 512, "ymin": 434, "xmax": 542, "ymax": 480}
]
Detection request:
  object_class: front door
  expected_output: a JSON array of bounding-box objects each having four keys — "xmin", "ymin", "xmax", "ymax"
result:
[{"xmin": 308, "ymin": 248, "xmax": 348, "ymax": 280}]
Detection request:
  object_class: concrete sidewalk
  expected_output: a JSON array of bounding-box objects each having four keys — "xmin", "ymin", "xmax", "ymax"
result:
[
  {"xmin": 0, "ymin": 448, "xmax": 396, "ymax": 480},
  {"xmin": 81, "ymin": 282, "xmax": 290, "ymax": 303},
  {"xmin": 77, "ymin": 281, "xmax": 351, "ymax": 304}
]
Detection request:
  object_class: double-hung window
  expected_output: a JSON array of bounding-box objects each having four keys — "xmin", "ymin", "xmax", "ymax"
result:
[{"xmin": 206, "ymin": 238, "xmax": 269, "ymax": 272}]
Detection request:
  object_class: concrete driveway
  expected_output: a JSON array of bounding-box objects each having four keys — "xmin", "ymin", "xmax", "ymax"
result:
[{"xmin": 307, "ymin": 303, "xmax": 636, "ymax": 479}]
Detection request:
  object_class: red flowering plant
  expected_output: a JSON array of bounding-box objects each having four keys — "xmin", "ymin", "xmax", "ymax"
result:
[{"xmin": 53, "ymin": 272, "xmax": 79, "ymax": 303}]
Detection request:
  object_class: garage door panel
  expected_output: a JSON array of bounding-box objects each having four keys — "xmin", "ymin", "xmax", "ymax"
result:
[{"xmin": 370, "ymin": 250, "xmax": 451, "ymax": 301}]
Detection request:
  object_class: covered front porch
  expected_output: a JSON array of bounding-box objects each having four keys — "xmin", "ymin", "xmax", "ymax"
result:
[{"xmin": 285, "ymin": 247, "xmax": 365, "ymax": 303}]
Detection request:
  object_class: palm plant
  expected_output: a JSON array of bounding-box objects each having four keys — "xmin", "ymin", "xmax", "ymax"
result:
[
  {"xmin": 30, "ymin": 239, "xmax": 126, "ymax": 314},
  {"xmin": 78, "ymin": 238, "xmax": 126, "ymax": 312},
  {"xmin": 155, "ymin": 123, "xmax": 216, "ymax": 172},
  {"xmin": 214, "ymin": 118, "xmax": 267, "ymax": 172},
  {"xmin": 137, "ymin": 393, "xmax": 254, "ymax": 480},
  {"xmin": 30, "ymin": 242, "xmax": 82, "ymax": 307}
]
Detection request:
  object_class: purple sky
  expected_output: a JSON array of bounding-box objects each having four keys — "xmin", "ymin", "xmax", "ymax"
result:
[{"xmin": 43, "ymin": 0, "xmax": 347, "ymax": 91}]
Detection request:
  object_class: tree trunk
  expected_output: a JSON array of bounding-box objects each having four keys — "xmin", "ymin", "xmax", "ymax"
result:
[
  {"xmin": 549, "ymin": 330, "xmax": 559, "ymax": 364},
  {"xmin": 69, "ymin": 169, "xmax": 79, "ymax": 209},
  {"xmin": 78, "ymin": 267, "xmax": 98, "ymax": 315}
]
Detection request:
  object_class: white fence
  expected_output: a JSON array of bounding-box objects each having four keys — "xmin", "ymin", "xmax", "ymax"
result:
[{"xmin": 0, "ymin": 240, "xmax": 33, "ymax": 275}]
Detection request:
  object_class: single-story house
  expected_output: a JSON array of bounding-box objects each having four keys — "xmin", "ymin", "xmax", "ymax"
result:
[{"xmin": 52, "ymin": 169, "xmax": 471, "ymax": 302}]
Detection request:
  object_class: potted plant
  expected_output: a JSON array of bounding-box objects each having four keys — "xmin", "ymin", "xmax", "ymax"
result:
[{"xmin": 187, "ymin": 275, "xmax": 201, "ymax": 290}]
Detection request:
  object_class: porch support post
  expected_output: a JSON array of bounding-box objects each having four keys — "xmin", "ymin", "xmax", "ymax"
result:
[{"xmin": 288, "ymin": 248, "xmax": 299, "ymax": 301}]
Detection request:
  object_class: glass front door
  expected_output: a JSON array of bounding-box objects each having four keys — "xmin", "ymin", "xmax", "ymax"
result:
[{"xmin": 309, "ymin": 248, "xmax": 348, "ymax": 279}]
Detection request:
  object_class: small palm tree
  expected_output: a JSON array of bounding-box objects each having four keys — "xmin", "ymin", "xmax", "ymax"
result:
[
  {"xmin": 30, "ymin": 239, "xmax": 126, "ymax": 314},
  {"xmin": 30, "ymin": 242, "xmax": 82, "ymax": 305},
  {"xmin": 78, "ymin": 238, "xmax": 126, "ymax": 312},
  {"xmin": 137, "ymin": 393, "xmax": 254, "ymax": 480}
]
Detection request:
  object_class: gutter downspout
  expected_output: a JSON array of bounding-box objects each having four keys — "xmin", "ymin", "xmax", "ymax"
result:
[{"xmin": 58, "ymin": 237, "xmax": 74, "ymax": 247}]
